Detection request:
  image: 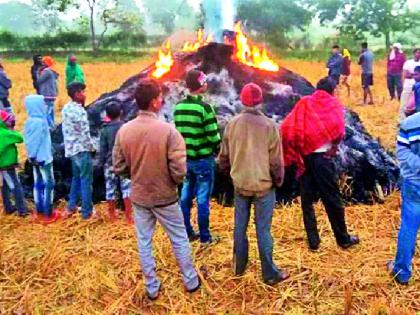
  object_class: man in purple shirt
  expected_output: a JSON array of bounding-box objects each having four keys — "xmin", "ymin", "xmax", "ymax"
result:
[{"xmin": 387, "ymin": 43, "xmax": 406, "ymax": 101}]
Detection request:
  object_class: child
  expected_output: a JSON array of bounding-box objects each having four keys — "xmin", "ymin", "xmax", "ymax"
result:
[
  {"xmin": 61, "ymin": 82, "xmax": 96, "ymax": 220},
  {"xmin": 24, "ymin": 95, "xmax": 59, "ymax": 223},
  {"xmin": 388, "ymin": 102, "xmax": 420, "ymax": 285},
  {"xmin": 99, "ymin": 102, "xmax": 132, "ymax": 223},
  {"xmin": 0, "ymin": 58, "xmax": 12, "ymax": 113},
  {"xmin": 0, "ymin": 110, "xmax": 28, "ymax": 216}
]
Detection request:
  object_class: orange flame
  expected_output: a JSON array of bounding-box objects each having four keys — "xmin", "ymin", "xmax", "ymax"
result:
[
  {"xmin": 182, "ymin": 29, "xmax": 213, "ymax": 52},
  {"xmin": 234, "ymin": 22, "xmax": 279, "ymax": 72},
  {"xmin": 152, "ymin": 40, "xmax": 174, "ymax": 79}
]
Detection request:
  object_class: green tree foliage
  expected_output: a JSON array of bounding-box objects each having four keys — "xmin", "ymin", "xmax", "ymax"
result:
[
  {"xmin": 236, "ymin": 0, "xmax": 313, "ymax": 48},
  {"xmin": 313, "ymin": 0, "xmax": 420, "ymax": 48}
]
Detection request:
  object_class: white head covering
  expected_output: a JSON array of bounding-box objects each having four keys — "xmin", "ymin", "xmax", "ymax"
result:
[{"xmin": 390, "ymin": 43, "xmax": 403, "ymax": 60}]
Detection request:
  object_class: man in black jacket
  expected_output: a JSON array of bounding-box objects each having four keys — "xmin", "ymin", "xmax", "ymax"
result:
[{"xmin": 31, "ymin": 55, "xmax": 43, "ymax": 94}]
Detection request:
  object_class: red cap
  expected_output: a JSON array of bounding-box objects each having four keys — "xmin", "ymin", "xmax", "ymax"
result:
[{"xmin": 240, "ymin": 83, "xmax": 263, "ymax": 107}]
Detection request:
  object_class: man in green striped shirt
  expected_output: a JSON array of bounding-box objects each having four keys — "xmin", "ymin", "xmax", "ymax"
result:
[{"xmin": 174, "ymin": 70, "xmax": 221, "ymax": 244}]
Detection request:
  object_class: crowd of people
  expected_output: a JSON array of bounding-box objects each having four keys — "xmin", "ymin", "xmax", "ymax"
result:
[{"xmin": 0, "ymin": 43, "xmax": 419, "ymax": 299}]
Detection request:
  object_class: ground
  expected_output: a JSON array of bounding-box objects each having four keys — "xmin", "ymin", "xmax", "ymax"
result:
[{"xmin": 0, "ymin": 58, "xmax": 419, "ymax": 315}]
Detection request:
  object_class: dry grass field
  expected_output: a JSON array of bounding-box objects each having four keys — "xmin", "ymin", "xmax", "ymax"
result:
[{"xmin": 0, "ymin": 57, "xmax": 418, "ymax": 315}]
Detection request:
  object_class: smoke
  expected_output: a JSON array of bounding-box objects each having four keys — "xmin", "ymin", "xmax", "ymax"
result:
[{"xmin": 202, "ymin": 0, "xmax": 236, "ymax": 41}]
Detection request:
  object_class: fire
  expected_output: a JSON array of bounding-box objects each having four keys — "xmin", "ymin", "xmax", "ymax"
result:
[
  {"xmin": 181, "ymin": 29, "xmax": 213, "ymax": 52},
  {"xmin": 152, "ymin": 40, "xmax": 174, "ymax": 79},
  {"xmin": 233, "ymin": 22, "xmax": 279, "ymax": 72}
]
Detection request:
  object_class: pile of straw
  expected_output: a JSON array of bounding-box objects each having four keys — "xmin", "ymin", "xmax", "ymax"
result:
[{"xmin": 0, "ymin": 193, "xmax": 419, "ymax": 314}]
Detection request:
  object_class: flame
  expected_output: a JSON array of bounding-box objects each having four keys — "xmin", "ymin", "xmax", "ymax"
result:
[
  {"xmin": 234, "ymin": 22, "xmax": 279, "ymax": 72},
  {"xmin": 152, "ymin": 40, "xmax": 174, "ymax": 79},
  {"xmin": 182, "ymin": 29, "xmax": 213, "ymax": 52}
]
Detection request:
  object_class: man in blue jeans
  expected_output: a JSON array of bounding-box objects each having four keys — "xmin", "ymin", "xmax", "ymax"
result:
[
  {"xmin": 218, "ymin": 83, "xmax": 289, "ymax": 285},
  {"xmin": 388, "ymin": 110, "xmax": 420, "ymax": 285},
  {"xmin": 174, "ymin": 70, "xmax": 221, "ymax": 244},
  {"xmin": 61, "ymin": 82, "xmax": 95, "ymax": 220}
]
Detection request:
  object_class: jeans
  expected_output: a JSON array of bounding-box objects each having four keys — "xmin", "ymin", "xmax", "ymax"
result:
[
  {"xmin": 180, "ymin": 156, "xmax": 215, "ymax": 242},
  {"xmin": 1, "ymin": 168, "xmax": 28, "ymax": 215},
  {"xmin": 300, "ymin": 153, "xmax": 351, "ymax": 247},
  {"xmin": 233, "ymin": 189, "xmax": 281, "ymax": 282},
  {"xmin": 387, "ymin": 74, "xmax": 403, "ymax": 100},
  {"xmin": 68, "ymin": 152, "xmax": 93, "ymax": 219},
  {"xmin": 133, "ymin": 202, "xmax": 199, "ymax": 297},
  {"xmin": 45, "ymin": 99, "xmax": 55, "ymax": 128},
  {"xmin": 393, "ymin": 180, "xmax": 420, "ymax": 283},
  {"xmin": 33, "ymin": 163, "xmax": 55, "ymax": 217}
]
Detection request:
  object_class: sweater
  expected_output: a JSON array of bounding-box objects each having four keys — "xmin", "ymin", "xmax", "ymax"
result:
[
  {"xmin": 99, "ymin": 120, "xmax": 124, "ymax": 166},
  {"xmin": 113, "ymin": 111, "xmax": 187, "ymax": 208},
  {"xmin": 24, "ymin": 95, "xmax": 53, "ymax": 164},
  {"xmin": 174, "ymin": 95, "xmax": 221, "ymax": 160},
  {"xmin": 218, "ymin": 108, "xmax": 284, "ymax": 197},
  {"xmin": 38, "ymin": 67, "xmax": 59, "ymax": 99},
  {"xmin": 65, "ymin": 59, "xmax": 85, "ymax": 86},
  {"xmin": 0, "ymin": 69, "xmax": 12, "ymax": 99},
  {"xmin": 0, "ymin": 120, "xmax": 23, "ymax": 170}
]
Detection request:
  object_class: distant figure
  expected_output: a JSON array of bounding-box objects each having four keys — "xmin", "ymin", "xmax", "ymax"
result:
[
  {"xmin": 31, "ymin": 55, "xmax": 43, "ymax": 94},
  {"xmin": 61, "ymin": 82, "xmax": 96, "ymax": 220},
  {"xmin": 24, "ymin": 95, "xmax": 59, "ymax": 224},
  {"xmin": 99, "ymin": 102, "xmax": 132, "ymax": 223},
  {"xmin": 218, "ymin": 83, "xmax": 290, "ymax": 285},
  {"xmin": 0, "ymin": 110, "xmax": 28, "ymax": 217},
  {"xmin": 113, "ymin": 79, "xmax": 201, "ymax": 300},
  {"xmin": 358, "ymin": 42, "xmax": 374, "ymax": 105},
  {"xmin": 327, "ymin": 44, "xmax": 343, "ymax": 85},
  {"xmin": 38, "ymin": 56, "xmax": 59, "ymax": 127},
  {"xmin": 174, "ymin": 70, "xmax": 221, "ymax": 245},
  {"xmin": 387, "ymin": 95, "xmax": 420, "ymax": 285},
  {"xmin": 65, "ymin": 54, "xmax": 85, "ymax": 87},
  {"xmin": 0, "ymin": 58, "xmax": 12, "ymax": 112},
  {"xmin": 400, "ymin": 48, "xmax": 420, "ymax": 120},
  {"xmin": 414, "ymin": 66, "xmax": 420, "ymax": 112},
  {"xmin": 387, "ymin": 43, "xmax": 406, "ymax": 101},
  {"xmin": 281, "ymin": 77, "xmax": 360, "ymax": 251},
  {"xmin": 341, "ymin": 48, "xmax": 351, "ymax": 97}
]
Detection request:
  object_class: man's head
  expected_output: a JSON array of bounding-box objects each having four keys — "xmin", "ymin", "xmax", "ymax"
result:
[
  {"xmin": 240, "ymin": 83, "xmax": 263, "ymax": 107},
  {"xmin": 414, "ymin": 66, "xmax": 420, "ymax": 82},
  {"xmin": 316, "ymin": 76, "xmax": 337, "ymax": 95},
  {"xmin": 105, "ymin": 102, "xmax": 122, "ymax": 121},
  {"xmin": 42, "ymin": 56, "xmax": 54, "ymax": 68},
  {"xmin": 361, "ymin": 42, "xmax": 368, "ymax": 50},
  {"xmin": 414, "ymin": 48, "xmax": 420, "ymax": 61},
  {"xmin": 134, "ymin": 79, "xmax": 162, "ymax": 112},
  {"xmin": 69, "ymin": 54, "xmax": 77, "ymax": 65},
  {"xmin": 0, "ymin": 57, "xmax": 3, "ymax": 69},
  {"xmin": 332, "ymin": 45, "xmax": 340, "ymax": 54},
  {"xmin": 33, "ymin": 54, "xmax": 42, "ymax": 65},
  {"xmin": 186, "ymin": 69, "xmax": 208, "ymax": 94},
  {"xmin": 393, "ymin": 43, "xmax": 402, "ymax": 52},
  {"xmin": 67, "ymin": 82, "xmax": 87, "ymax": 105}
]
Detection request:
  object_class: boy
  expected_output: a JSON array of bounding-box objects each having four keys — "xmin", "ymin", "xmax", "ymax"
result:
[
  {"xmin": 326, "ymin": 45, "xmax": 343, "ymax": 85},
  {"xmin": 99, "ymin": 102, "xmax": 132, "ymax": 223},
  {"xmin": 387, "ymin": 100, "xmax": 420, "ymax": 285},
  {"xmin": 61, "ymin": 82, "xmax": 95, "ymax": 220},
  {"xmin": 218, "ymin": 83, "xmax": 289, "ymax": 285},
  {"xmin": 0, "ymin": 110, "xmax": 28, "ymax": 216},
  {"xmin": 358, "ymin": 42, "xmax": 374, "ymax": 105},
  {"xmin": 174, "ymin": 69, "xmax": 221, "ymax": 244},
  {"xmin": 24, "ymin": 95, "xmax": 59, "ymax": 223},
  {"xmin": 113, "ymin": 79, "xmax": 200, "ymax": 300}
]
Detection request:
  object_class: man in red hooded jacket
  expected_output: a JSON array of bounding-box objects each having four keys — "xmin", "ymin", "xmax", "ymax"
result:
[{"xmin": 281, "ymin": 77, "xmax": 359, "ymax": 251}]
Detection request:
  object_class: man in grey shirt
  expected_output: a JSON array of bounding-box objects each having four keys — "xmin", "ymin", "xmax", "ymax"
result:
[{"xmin": 358, "ymin": 42, "xmax": 374, "ymax": 105}]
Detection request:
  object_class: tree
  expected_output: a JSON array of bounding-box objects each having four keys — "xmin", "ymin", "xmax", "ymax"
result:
[
  {"xmin": 236, "ymin": 0, "xmax": 313, "ymax": 48},
  {"xmin": 313, "ymin": 0, "xmax": 420, "ymax": 48}
]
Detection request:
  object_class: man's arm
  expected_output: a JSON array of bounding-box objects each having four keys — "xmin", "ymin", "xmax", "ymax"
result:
[
  {"xmin": 79, "ymin": 109, "xmax": 94, "ymax": 152},
  {"xmin": 270, "ymin": 124, "xmax": 284, "ymax": 188},
  {"xmin": 203, "ymin": 105, "xmax": 221, "ymax": 152},
  {"xmin": 112, "ymin": 132, "xmax": 130, "ymax": 177},
  {"xmin": 0, "ymin": 72, "xmax": 12, "ymax": 89},
  {"xmin": 99, "ymin": 129, "xmax": 108, "ymax": 166},
  {"xmin": 397, "ymin": 128, "xmax": 420, "ymax": 173},
  {"xmin": 358, "ymin": 54, "xmax": 364, "ymax": 65},
  {"xmin": 167, "ymin": 127, "xmax": 187, "ymax": 185},
  {"xmin": 37, "ymin": 69, "xmax": 51, "ymax": 85}
]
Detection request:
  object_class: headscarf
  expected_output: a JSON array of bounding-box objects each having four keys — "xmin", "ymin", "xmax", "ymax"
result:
[
  {"xmin": 0, "ymin": 110, "xmax": 16, "ymax": 129},
  {"xmin": 389, "ymin": 43, "xmax": 403, "ymax": 61},
  {"xmin": 42, "ymin": 56, "xmax": 56, "ymax": 71},
  {"xmin": 342, "ymin": 49, "xmax": 351, "ymax": 60}
]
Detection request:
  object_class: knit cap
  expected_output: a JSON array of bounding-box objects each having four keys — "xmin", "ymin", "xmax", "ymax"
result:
[{"xmin": 240, "ymin": 83, "xmax": 263, "ymax": 107}]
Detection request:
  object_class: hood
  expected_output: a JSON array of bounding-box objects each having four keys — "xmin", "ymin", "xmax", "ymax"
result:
[
  {"xmin": 25, "ymin": 95, "xmax": 47, "ymax": 118},
  {"xmin": 42, "ymin": 56, "xmax": 55, "ymax": 68}
]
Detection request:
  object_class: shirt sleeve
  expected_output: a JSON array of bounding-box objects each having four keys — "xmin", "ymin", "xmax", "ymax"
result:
[
  {"xmin": 203, "ymin": 105, "xmax": 221, "ymax": 146},
  {"xmin": 167, "ymin": 127, "xmax": 187, "ymax": 184},
  {"xmin": 397, "ymin": 127, "xmax": 420, "ymax": 173},
  {"xmin": 403, "ymin": 60, "xmax": 411, "ymax": 71},
  {"xmin": 79, "ymin": 109, "xmax": 94, "ymax": 151},
  {"xmin": 269, "ymin": 124, "xmax": 284, "ymax": 187},
  {"xmin": 112, "ymin": 131, "xmax": 130, "ymax": 177}
]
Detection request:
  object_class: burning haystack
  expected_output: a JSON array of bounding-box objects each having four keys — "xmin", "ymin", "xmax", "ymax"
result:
[{"xmin": 23, "ymin": 24, "xmax": 399, "ymax": 204}]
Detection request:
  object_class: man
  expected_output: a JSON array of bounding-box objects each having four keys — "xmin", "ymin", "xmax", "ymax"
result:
[
  {"xmin": 174, "ymin": 69, "xmax": 221, "ymax": 244},
  {"xmin": 387, "ymin": 105, "xmax": 420, "ymax": 285},
  {"xmin": 37, "ymin": 56, "xmax": 59, "ymax": 127},
  {"xmin": 400, "ymin": 48, "xmax": 420, "ymax": 120},
  {"xmin": 61, "ymin": 82, "xmax": 95, "ymax": 220},
  {"xmin": 31, "ymin": 55, "xmax": 43, "ymax": 94},
  {"xmin": 281, "ymin": 77, "xmax": 359, "ymax": 250},
  {"xmin": 327, "ymin": 45, "xmax": 343, "ymax": 85},
  {"xmin": 65, "ymin": 54, "xmax": 85, "ymax": 87},
  {"xmin": 387, "ymin": 43, "xmax": 406, "ymax": 101},
  {"xmin": 113, "ymin": 79, "xmax": 200, "ymax": 300},
  {"xmin": 358, "ymin": 42, "xmax": 374, "ymax": 105},
  {"xmin": 218, "ymin": 83, "xmax": 290, "ymax": 285},
  {"xmin": 0, "ymin": 58, "xmax": 12, "ymax": 112}
]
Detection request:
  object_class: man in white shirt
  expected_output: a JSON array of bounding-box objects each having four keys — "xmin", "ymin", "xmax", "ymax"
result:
[{"xmin": 400, "ymin": 48, "xmax": 420, "ymax": 120}]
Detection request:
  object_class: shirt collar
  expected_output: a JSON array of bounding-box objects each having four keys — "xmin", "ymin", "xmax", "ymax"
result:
[
  {"xmin": 138, "ymin": 110, "xmax": 158, "ymax": 119},
  {"xmin": 243, "ymin": 107, "xmax": 263, "ymax": 115},
  {"xmin": 186, "ymin": 94, "xmax": 203, "ymax": 102}
]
